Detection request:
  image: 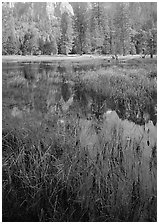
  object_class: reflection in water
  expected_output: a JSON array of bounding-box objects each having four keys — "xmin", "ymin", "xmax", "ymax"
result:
[
  {"xmin": 23, "ymin": 64, "xmax": 37, "ymax": 82},
  {"xmin": 46, "ymin": 79, "xmax": 74, "ymax": 114},
  {"xmin": 33, "ymin": 87, "xmax": 48, "ymax": 114},
  {"xmin": 61, "ymin": 93, "xmax": 74, "ymax": 113},
  {"xmin": 11, "ymin": 106, "xmax": 23, "ymax": 119},
  {"xmin": 78, "ymin": 110, "xmax": 157, "ymax": 161},
  {"xmin": 2, "ymin": 61, "xmax": 157, "ymax": 126},
  {"xmin": 61, "ymin": 77, "xmax": 72, "ymax": 102}
]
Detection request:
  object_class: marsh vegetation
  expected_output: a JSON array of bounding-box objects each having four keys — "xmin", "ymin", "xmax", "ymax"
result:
[{"xmin": 2, "ymin": 57, "xmax": 157, "ymax": 221}]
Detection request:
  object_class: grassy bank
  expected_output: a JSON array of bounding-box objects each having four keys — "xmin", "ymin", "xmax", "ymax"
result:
[{"xmin": 72, "ymin": 58, "xmax": 157, "ymax": 125}]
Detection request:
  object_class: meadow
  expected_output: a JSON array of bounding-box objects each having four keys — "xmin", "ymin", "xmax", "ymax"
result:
[{"xmin": 2, "ymin": 56, "xmax": 157, "ymax": 221}]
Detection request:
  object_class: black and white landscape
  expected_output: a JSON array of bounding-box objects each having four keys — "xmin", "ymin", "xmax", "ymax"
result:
[{"xmin": 2, "ymin": 2, "xmax": 157, "ymax": 222}]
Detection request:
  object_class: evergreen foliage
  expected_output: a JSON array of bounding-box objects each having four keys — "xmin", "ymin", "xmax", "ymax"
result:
[
  {"xmin": 2, "ymin": 2, "xmax": 157, "ymax": 57},
  {"xmin": 59, "ymin": 12, "xmax": 73, "ymax": 55}
]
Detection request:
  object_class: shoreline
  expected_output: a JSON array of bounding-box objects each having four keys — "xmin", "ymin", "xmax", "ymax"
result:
[{"xmin": 2, "ymin": 54, "xmax": 146, "ymax": 63}]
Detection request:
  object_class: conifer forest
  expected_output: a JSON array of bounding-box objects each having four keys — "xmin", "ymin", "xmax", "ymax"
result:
[{"xmin": 2, "ymin": 2, "xmax": 157, "ymax": 57}]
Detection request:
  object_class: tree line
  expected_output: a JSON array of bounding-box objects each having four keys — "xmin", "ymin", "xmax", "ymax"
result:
[{"xmin": 2, "ymin": 2, "xmax": 157, "ymax": 57}]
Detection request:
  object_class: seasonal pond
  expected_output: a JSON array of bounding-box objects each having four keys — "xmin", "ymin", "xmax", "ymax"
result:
[
  {"xmin": 2, "ymin": 59, "xmax": 157, "ymax": 127},
  {"xmin": 2, "ymin": 58, "xmax": 157, "ymax": 156},
  {"xmin": 2, "ymin": 60, "xmax": 110, "ymax": 121}
]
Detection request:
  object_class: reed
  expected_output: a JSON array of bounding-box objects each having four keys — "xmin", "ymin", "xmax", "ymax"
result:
[{"xmin": 2, "ymin": 112, "xmax": 156, "ymax": 221}]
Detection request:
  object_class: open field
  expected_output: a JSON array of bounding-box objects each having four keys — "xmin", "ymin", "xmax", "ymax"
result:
[{"xmin": 2, "ymin": 57, "xmax": 157, "ymax": 221}]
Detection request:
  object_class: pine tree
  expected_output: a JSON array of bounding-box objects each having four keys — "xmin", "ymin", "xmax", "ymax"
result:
[
  {"xmin": 90, "ymin": 3, "xmax": 105, "ymax": 54},
  {"xmin": 59, "ymin": 11, "xmax": 73, "ymax": 55},
  {"xmin": 129, "ymin": 2, "xmax": 157, "ymax": 56},
  {"xmin": 114, "ymin": 3, "xmax": 131, "ymax": 55},
  {"xmin": 100, "ymin": 3, "xmax": 117, "ymax": 55},
  {"xmin": 71, "ymin": 2, "xmax": 91, "ymax": 54},
  {"xmin": 2, "ymin": 3, "xmax": 18, "ymax": 54}
]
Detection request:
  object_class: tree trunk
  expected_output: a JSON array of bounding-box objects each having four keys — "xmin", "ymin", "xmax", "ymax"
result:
[
  {"xmin": 123, "ymin": 41, "xmax": 125, "ymax": 56},
  {"xmin": 150, "ymin": 38, "xmax": 153, "ymax": 58},
  {"xmin": 135, "ymin": 40, "xmax": 140, "ymax": 54}
]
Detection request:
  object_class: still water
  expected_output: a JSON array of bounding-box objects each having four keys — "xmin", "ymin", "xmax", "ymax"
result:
[{"xmin": 2, "ymin": 60, "xmax": 157, "ymax": 128}]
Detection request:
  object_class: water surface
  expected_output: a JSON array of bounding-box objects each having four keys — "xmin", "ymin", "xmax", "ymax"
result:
[{"xmin": 2, "ymin": 60, "xmax": 157, "ymax": 128}]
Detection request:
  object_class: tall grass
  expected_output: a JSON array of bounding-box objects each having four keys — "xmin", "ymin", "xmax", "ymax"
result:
[
  {"xmin": 2, "ymin": 113, "xmax": 156, "ymax": 221},
  {"xmin": 76, "ymin": 65, "xmax": 157, "ymax": 125}
]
